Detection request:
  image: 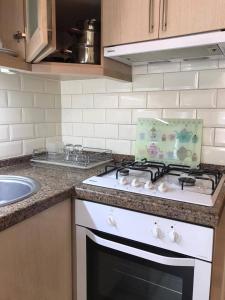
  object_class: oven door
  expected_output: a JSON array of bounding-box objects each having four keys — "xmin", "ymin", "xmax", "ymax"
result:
[{"xmin": 76, "ymin": 225, "xmax": 211, "ymax": 300}]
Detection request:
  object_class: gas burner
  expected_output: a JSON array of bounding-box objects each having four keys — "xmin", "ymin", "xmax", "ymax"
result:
[
  {"xmin": 119, "ymin": 169, "xmax": 129, "ymax": 176},
  {"xmin": 178, "ymin": 176, "xmax": 196, "ymax": 189}
]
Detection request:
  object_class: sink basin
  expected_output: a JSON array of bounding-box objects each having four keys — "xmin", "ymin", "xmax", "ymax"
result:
[{"xmin": 0, "ymin": 175, "xmax": 41, "ymax": 207}]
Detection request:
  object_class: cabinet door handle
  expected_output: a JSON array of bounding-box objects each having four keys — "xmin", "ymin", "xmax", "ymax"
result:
[
  {"xmin": 149, "ymin": 0, "xmax": 154, "ymax": 33},
  {"xmin": 162, "ymin": 0, "xmax": 168, "ymax": 31}
]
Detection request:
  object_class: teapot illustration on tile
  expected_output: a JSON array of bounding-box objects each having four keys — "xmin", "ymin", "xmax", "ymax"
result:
[
  {"xmin": 147, "ymin": 143, "xmax": 159, "ymax": 158},
  {"xmin": 149, "ymin": 127, "xmax": 158, "ymax": 141},
  {"xmin": 176, "ymin": 128, "xmax": 193, "ymax": 143},
  {"xmin": 177, "ymin": 146, "xmax": 192, "ymax": 161}
]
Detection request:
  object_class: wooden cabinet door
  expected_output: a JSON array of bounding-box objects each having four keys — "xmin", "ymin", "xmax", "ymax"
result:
[
  {"xmin": 25, "ymin": 0, "xmax": 56, "ymax": 62},
  {"xmin": 25, "ymin": 0, "xmax": 48, "ymax": 62},
  {"xmin": 159, "ymin": 0, "xmax": 225, "ymax": 38},
  {"xmin": 0, "ymin": 0, "xmax": 25, "ymax": 58},
  {"xmin": 0, "ymin": 200, "xmax": 72, "ymax": 300},
  {"xmin": 102, "ymin": 0, "xmax": 160, "ymax": 47}
]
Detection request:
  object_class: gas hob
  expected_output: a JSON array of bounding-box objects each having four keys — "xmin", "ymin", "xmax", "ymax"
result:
[{"xmin": 83, "ymin": 160, "xmax": 225, "ymax": 207}]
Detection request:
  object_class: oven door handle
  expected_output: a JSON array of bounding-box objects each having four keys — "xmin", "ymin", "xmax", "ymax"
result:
[{"xmin": 85, "ymin": 228, "xmax": 195, "ymax": 267}]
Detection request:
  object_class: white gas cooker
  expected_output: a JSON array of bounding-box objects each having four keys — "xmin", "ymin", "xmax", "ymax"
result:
[{"xmin": 83, "ymin": 160, "xmax": 225, "ymax": 207}]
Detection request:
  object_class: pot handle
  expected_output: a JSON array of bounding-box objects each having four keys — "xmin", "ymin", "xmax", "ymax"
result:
[{"xmin": 68, "ymin": 27, "xmax": 82, "ymax": 36}]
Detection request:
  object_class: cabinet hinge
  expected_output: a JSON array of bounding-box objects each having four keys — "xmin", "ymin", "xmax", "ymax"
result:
[{"xmin": 13, "ymin": 31, "xmax": 26, "ymax": 43}]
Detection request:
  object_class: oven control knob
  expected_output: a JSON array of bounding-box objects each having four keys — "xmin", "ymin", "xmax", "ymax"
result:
[
  {"xmin": 144, "ymin": 180, "xmax": 154, "ymax": 189},
  {"xmin": 107, "ymin": 215, "xmax": 117, "ymax": 227},
  {"xmin": 152, "ymin": 225, "xmax": 160, "ymax": 239},
  {"xmin": 131, "ymin": 178, "xmax": 140, "ymax": 187},
  {"xmin": 168, "ymin": 230, "xmax": 178, "ymax": 243},
  {"xmin": 158, "ymin": 182, "xmax": 168, "ymax": 193},
  {"xmin": 119, "ymin": 177, "xmax": 129, "ymax": 185}
]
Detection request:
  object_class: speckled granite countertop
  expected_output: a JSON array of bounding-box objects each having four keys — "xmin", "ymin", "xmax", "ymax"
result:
[
  {"xmin": 0, "ymin": 161, "xmax": 224, "ymax": 231},
  {"xmin": 0, "ymin": 162, "xmax": 102, "ymax": 232}
]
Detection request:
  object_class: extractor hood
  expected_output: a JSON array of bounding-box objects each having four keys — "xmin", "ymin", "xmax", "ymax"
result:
[{"xmin": 104, "ymin": 31, "xmax": 225, "ymax": 65}]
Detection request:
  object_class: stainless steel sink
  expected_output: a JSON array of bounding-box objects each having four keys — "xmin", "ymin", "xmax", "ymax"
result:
[{"xmin": 0, "ymin": 175, "xmax": 41, "ymax": 207}]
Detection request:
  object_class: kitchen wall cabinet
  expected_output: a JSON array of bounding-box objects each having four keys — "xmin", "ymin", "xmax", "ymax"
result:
[
  {"xmin": 102, "ymin": 0, "xmax": 160, "ymax": 46},
  {"xmin": 159, "ymin": 0, "xmax": 225, "ymax": 38},
  {"xmin": 0, "ymin": 200, "xmax": 72, "ymax": 300},
  {"xmin": 0, "ymin": 0, "xmax": 131, "ymax": 81},
  {"xmin": 103, "ymin": 0, "xmax": 225, "ymax": 47}
]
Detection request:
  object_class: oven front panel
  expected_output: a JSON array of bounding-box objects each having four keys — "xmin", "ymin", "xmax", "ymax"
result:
[{"xmin": 76, "ymin": 226, "xmax": 211, "ymax": 300}]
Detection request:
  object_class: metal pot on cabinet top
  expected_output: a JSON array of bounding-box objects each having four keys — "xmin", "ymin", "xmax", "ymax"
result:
[{"xmin": 68, "ymin": 19, "xmax": 99, "ymax": 46}]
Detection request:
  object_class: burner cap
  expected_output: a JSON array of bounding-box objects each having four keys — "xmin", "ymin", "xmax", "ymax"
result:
[
  {"xmin": 119, "ymin": 169, "xmax": 129, "ymax": 176},
  {"xmin": 178, "ymin": 176, "xmax": 196, "ymax": 186}
]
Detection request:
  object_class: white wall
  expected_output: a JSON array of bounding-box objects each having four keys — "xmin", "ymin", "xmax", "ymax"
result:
[
  {"xmin": 61, "ymin": 59, "xmax": 225, "ymax": 165},
  {"xmin": 0, "ymin": 73, "xmax": 61, "ymax": 159}
]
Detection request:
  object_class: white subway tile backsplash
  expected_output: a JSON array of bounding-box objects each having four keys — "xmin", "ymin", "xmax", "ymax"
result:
[
  {"xmin": 73, "ymin": 123, "xmax": 94, "ymax": 137},
  {"xmin": 34, "ymin": 94, "xmax": 55, "ymax": 108},
  {"xmin": 180, "ymin": 89, "xmax": 217, "ymax": 108},
  {"xmin": 119, "ymin": 93, "xmax": 146, "ymax": 108},
  {"xmin": 0, "ymin": 74, "xmax": 61, "ymax": 158},
  {"xmin": 23, "ymin": 138, "xmax": 45, "ymax": 155},
  {"xmin": 199, "ymin": 69, "xmax": 225, "ymax": 88},
  {"xmin": 163, "ymin": 109, "xmax": 196, "ymax": 119},
  {"xmin": 202, "ymin": 128, "xmax": 215, "ymax": 146},
  {"xmin": 106, "ymin": 139, "xmax": 131, "ymax": 155},
  {"xmin": 0, "ymin": 108, "xmax": 21, "ymax": 124},
  {"xmin": 132, "ymin": 65, "xmax": 148, "ymax": 75},
  {"xmin": 61, "ymin": 123, "xmax": 73, "ymax": 136},
  {"xmin": 8, "ymin": 91, "xmax": 33, "ymax": 108},
  {"xmin": 0, "ymin": 125, "xmax": 9, "ymax": 142},
  {"xmin": 10, "ymin": 124, "xmax": 34, "ymax": 140},
  {"xmin": 45, "ymin": 79, "xmax": 60, "ymax": 94},
  {"xmin": 72, "ymin": 94, "xmax": 94, "ymax": 108},
  {"xmin": 54, "ymin": 95, "xmax": 61, "ymax": 108},
  {"xmin": 215, "ymin": 128, "xmax": 225, "ymax": 146},
  {"xmin": 106, "ymin": 109, "xmax": 131, "ymax": 124},
  {"xmin": 133, "ymin": 74, "xmax": 163, "ymax": 92},
  {"xmin": 0, "ymin": 74, "xmax": 20, "ymax": 90},
  {"xmin": 61, "ymin": 95, "xmax": 72, "ymax": 108},
  {"xmin": 164, "ymin": 71, "xmax": 198, "ymax": 90},
  {"xmin": 0, "ymin": 90, "xmax": 7, "ymax": 107},
  {"xmin": 45, "ymin": 109, "xmax": 61, "ymax": 123},
  {"xmin": 62, "ymin": 136, "xmax": 83, "ymax": 145},
  {"xmin": 83, "ymin": 79, "xmax": 106, "ymax": 94},
  {"xmin": 219, "ymin": 59, "xmax": 225, "ymax": 69},
  {"xmin": 0, "ymin": 141, "xmax": 22, "ymax": 159},
  {"xmin": 201, "ymin": 146, "xmax": 225, "ymax": 165},
  {"xmin": 217, "ymin": 89, "xmax": 225, "ymax": 108},
  {"xmin": 22, "ymin": 108, "xmax": 45, "ymax": 123},
  {"xmin": 181, "ymin": 59, "xmax": 218, "ymax": 71},
  {"xmin": 106, "ymin": 79, "xmax": 132, "ymax": 93},
  {"xmin": 83, "ymin": 137, "xmax": 106, "ymax": 149},
  {"xmin": 148, "ymin": 62, "xmax": 180, "ymax": 73},
  {"xmin": 62, "ymin": 109, "xmax": 82, "ymax": 123},
  {"xmin": 1, "ymin": 61, "xmax": 225, "ymax": 163},
  {"xmin": 119, "ymin": 125, "xmax": 136, "ymax": 140},
  {"xmin": 197, "ymin": 109, "xmax": 225, "ymax": 127},
  {"xmin": 147, "ymin": 91, "xmax": 179, "ymax": 108},
  {"xmin": 60, "ymin": 80, "xmax": 83, "ymax": 94},
  {"xmin": 94, "ymin": 124, "xmax": 118, "ymax": 139},
  {"xmin": 94, "ymin": 94, "xmax": 118, "ymax": 108},
  {"xmin": 132, "ymin": 109, "xmax": 162, "ymax": 124},
  {"xmin": 83, "ymin": 109, "xmax": 105, "ymax": 123},
  {"xmin": 131, "ymin": 141, "xmax": 136, "ymax": 155},
  {"xmin": 21, "ymin": 75, "xmax": 45, "ymax": 93},
  {"xmin": 35, "ymin": 123, "xmax": 56, "ymax": 138}
]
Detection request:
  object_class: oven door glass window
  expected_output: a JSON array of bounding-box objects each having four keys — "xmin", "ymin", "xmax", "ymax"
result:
[{"xmin": 87, "ymin": 233, "xmax": 194, "ymax": 300}]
